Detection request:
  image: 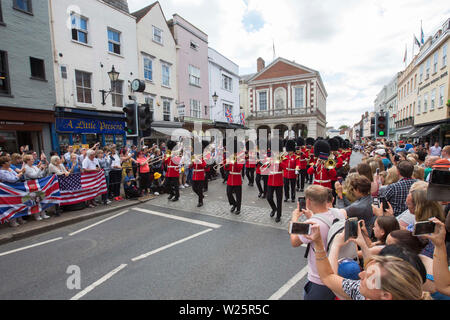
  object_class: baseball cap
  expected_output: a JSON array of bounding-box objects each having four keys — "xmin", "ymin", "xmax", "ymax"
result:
[
  {"xmin": 375, "ymin": 149, "xmax": 386, "ymax": 156},
  {"xmin": 338, "ymin": 259, "xmax": 361, "ymax": 280}
]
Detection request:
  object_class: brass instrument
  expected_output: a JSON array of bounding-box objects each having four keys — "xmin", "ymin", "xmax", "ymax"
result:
[
  {"xmin": 213, "ymin": 155, "xmax": 236, "ymax": 170},
  {"xmin": 324, "ymin": 156, "xmax": 337, "ymax": 170}
]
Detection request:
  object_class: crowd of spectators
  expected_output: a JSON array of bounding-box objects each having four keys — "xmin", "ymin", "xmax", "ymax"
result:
[{"xmin": 290, "ymin": 138, "xmax": 450, "ymax": 300}]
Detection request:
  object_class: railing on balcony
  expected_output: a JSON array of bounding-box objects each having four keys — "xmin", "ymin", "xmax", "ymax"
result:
[
  {"xmin": 250, "ymin": 107, "xmax": 311, "ymax": 119},
  {"xmin": 395, "ymin": 117, "xmax": 414, "ymax": 129}
]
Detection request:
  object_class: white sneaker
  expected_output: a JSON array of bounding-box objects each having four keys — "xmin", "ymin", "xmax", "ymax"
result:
[
  {"xmin": 41, "ymin": 213, "xmax": 50, "ymax": 219},
  {"xmin": 179, "ymin": 185, "xmax": 185, "ymax": 189},
  {"xmin": 154, "ymin": 192, "xmax": 159, "ymax": 195},
  {"xmin": 184, "ymin": 184, "xmax": 189, "ymax": 187},
  {"xmin": 34, "ymin": 215, "xmax": 42, "ymax": 221}
]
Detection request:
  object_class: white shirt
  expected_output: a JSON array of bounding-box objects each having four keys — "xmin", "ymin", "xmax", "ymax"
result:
[
  {"xmin": 82, "ymin": 157, "xmax": 99, "ymax": 171},
  {"xmin": 110, "ymin": 153, "xmax": 121, "ymax": 168}
]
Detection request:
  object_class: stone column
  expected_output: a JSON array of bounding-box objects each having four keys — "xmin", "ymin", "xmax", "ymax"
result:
[{"xmin": 308, "ymin": 119, "xmax": 317, "ymax": 139}]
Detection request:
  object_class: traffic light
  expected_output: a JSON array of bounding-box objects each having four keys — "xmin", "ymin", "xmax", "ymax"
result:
[
  {"xmin": 375, "ymin": 112, "xmax": 388, "ymax": 138},
  {"xmin": 138, "ymin": 103, "xmax": 153, "ymax": 134},
  {"xmin": 123, "ymin": 103, "xmax": 137, "ymax": 136}
]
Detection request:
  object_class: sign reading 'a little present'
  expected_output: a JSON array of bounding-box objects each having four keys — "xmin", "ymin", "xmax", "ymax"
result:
[{"xmin": 56, "ymin": 118, "xmax": 125, "ymax": 134}]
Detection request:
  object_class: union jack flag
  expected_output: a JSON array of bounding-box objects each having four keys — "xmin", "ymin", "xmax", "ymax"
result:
[
  {"xmin": 57, "ymin": 170, "xmax": 107, "ymax": 206},
  {"xmin": 225, "ymin": 108, "xmax": 233, "ymax": 123},
  {"xmin": 0, "ymin": 175, "xmax": 61, "ymax": 224},
  {"xmin": 240, "ymin": 112, "xmax": 245, "ymax": 125}
]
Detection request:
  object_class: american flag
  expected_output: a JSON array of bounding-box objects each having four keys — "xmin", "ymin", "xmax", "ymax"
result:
[
  {"xmin": 57, "ymin": 170, "xmax": 107, "ymax": 205},
  {"xmin": 225, "ymin": 108, "xmax": 233, "ymax": 123},
  {"xmin": 0, "ymin": 175, "xmax": 61, "ymax": 224}
]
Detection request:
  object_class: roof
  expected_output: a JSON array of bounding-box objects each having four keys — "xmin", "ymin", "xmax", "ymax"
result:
[
  {"xmin": 131, "ymin": 1, "xmax": 159, "ymax": 22},
  {"xmin": 239, "ymin": 73, "xmax": 255, "ymax": 82}
]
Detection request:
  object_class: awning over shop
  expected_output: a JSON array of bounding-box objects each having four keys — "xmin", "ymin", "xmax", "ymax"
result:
[
  {"xmin": 410, "ymin": 126, "xmax": 428, "ymax": 138},
  {"xmin": 152, "ymin": 127, "xmax": 191, "ymax": 138},
  {"xmin": 422, "ymin": 124, "xmax": 441, "ymax": 136},
  {"xmin": 397, "ymin": 127, "xmax": 415, "ymax": 136}
]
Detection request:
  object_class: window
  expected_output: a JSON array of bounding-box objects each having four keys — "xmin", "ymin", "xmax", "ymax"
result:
[
  {"xmin": 144, "ymin": 95, "xmax": 154, "ymax": 112},
  {"xmin": 163, "ymin": 99, "xmax": 171, "ymax": 121},
  {"xmin": 0, "ymin": 51, "xmax": 11, "ymax": 95},
  {"xmin": 423, "ymin": 93, "xmax": 428, "ymax": 112},
  {"xmin": 30, "ymin": 57, "xmax": 46, "ymax": 80},
  {"xmin": 152, "ymin": 26, "xmax": 163, "ymax": 44},
  {"xmin": 417, "ymin": 97, "xmax": 421, "ymax": 114},
  {"xmin": 190, "ymin": 99, "xmax": 201, "ymax": 118},
  {"xmin": 13, "ymin": 0, "xmax": 32, "ymax": 14},
  {"xmin": 143, "ymin": 56, "xmax": 152, "ymax": 81},
  {"xmin": 431, "ymin": 89, "xmax": 436, "ymax": 110},
  {"xmin": 111, "ymin": 80, "xmax": 123, "ymax": 107},
  {"xmin": 71, "ymin": 14, "xmax": 88, "ymax": 44},
  {"xmin": 108, "ymin": 28, "xmax": 121, "ymax": 55},
  {"xmin": 294, "ymin": 87, "xmax": 305, "ymax": 108},
  {"xmin": 61, "ymin": 66, "xmax": 67, "ymax": 79},
  {"xmin": 407, "ymin": 81, "xmax": 409, "ymax": 95},
  {"xmin": 222, "ymin": 74, "xmax": 232, "ymax": 91},
  {"xmin": 258, "ymin": 91, "xmax": 267, "ymax": 111},
  {"xmin": 189, "ymin": 65, "xmax": 200, "ymax": 86},
  {"xmin": 419, "ymin": 64, "xmax": 423, "ymax": 82},
  {"xmin": 162, "ymin": 64, "xmax": 170, "ymax": 87},
  {"xmin": 433, "ymin": 52, "xmax": 438, "ymax": 73},
  {"xmin": 426, "ymin": 59, "xmax": 430, "ymax": 78},
  {"xmin": 443, "ymin": 43, "xmax": 448, "ymax": 67},
  {"xmin": 0, "ymin": 1, "xmax": 4, "ymax": 23},
  {"xmin": 190, "ymin": 41, "xmax": 199, "ymax": 50},
  {"xmin": 75, "ymin": 70, "xmax": 92, "ymax": 104},
  {"xmin": 439, "ymin": 85, "xmax": 445, "ymax": 107}
]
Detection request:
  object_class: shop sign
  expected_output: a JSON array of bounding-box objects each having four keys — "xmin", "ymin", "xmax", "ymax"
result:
[{"xmin": 57, "ymin": 118, "xmax": 125, "ymax": 134}]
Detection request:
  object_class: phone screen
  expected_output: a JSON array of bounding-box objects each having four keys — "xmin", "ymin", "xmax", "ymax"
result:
[
  {"xmin": 380, "ymin": 197, "xmax": 389, "ymax": 212},
  {"xmin": 298, "ymin": 197, "xmax": 306, "ymax": 211},
  {"xmin": 373, "ymin": 197, "xmax": 380, "ymax": 207},
  {"xmin": 290, "ymin": 222, "xmax": 310, "ymax": 235},
  {"xmin": 413, "ymin": 221, "xmax": 435, "ymax": 236},
  {"xmin": 345, "ymin": 218, "xmax": 358, "ymax": 241}
]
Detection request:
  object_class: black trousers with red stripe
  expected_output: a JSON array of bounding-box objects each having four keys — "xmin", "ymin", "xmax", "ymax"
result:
[{"xmin": 267, "ymin": 185, "xmax": 283, "ymax": 218}]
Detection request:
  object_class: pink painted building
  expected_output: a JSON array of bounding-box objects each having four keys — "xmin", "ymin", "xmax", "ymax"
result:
[{"xmin": 168, "ymin": 14, "xmax": 210, "ymax": 126}]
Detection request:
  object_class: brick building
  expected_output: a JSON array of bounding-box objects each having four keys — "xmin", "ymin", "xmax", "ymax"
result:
[{"xmin": 240, "ymin": 57, "xmax": 327, "ymax": 139}]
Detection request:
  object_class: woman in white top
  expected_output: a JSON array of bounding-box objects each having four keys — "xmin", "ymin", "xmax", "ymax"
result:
[
  {"xmin": 22, "ymin": 154, "xmax": 50, "ymax": 220},
  {"xmin": 48, "ymin": 155, "xmax": 70, "ymax": 176}
]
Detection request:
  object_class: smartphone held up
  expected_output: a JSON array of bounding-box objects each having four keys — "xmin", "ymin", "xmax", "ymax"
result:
[
  {"xmin": 289, "ymin": 222, "xmax": 311, "ymax": 235},
  {"xmin": 412, "ymin": 221, "xmax": 436, "ymax": 236},
  {"xmin": 298, "ymin": 197, "xmax": 306, "ymax": 211},
  {"xmin": 344, "ymin": 217, "xmax": 358, "ymax": 241}
]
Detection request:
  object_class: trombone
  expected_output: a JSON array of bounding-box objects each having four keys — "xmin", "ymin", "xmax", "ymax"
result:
[{"xmin": 213, "ymin": 155, "xmax": 236, "ymax": 170}]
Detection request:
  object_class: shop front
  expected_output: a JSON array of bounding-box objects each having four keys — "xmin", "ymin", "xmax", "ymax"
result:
[
  {"xmin": 0, "ymin": 107, "xmax": 54, "ymax": 155},
  {"xmin": 54, "ymin": 107, "xmax": 125, "ymax": 154}
]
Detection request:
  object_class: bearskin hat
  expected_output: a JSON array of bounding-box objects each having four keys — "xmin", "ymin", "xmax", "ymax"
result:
[
  {"xmin": 286, "ymin": 139, "xmax": 296, "ymax": 152},
  {"xmin": 202, "ymin": 140, "xmax": 209, "ymax": 152},
  {"xmin": 296, "ymin": 137, "xmax": 305, "ymax": 147},
  {"xmin": 329, "ymin": 138, "xmax": 339, "ymax": 152},
  {"xmin": 314, "ymin": 140, "xmax": 331, "ymax": 159},
  {"xmin": 167, "ymin": 140, "xmax": 177, "ymax": 151},
  {"xmin": 306, "ymin": 137, "xmax": 315, "ymax": 146}
]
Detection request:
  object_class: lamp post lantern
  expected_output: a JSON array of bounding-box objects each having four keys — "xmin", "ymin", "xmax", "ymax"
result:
[{"xmin": 100, "ymin": 65, "xmax": 120, "ymax": 105}]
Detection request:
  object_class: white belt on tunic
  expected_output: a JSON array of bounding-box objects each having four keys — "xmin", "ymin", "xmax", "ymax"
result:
[
  {"xmin": 193, "ymin": 169, "xmax": 204, "ymax": 172},
  {"xmin": 229, "ymin": 172, "xmax": 241, "ymax": 175},
  {"xmin": 314, "ymin": 179, "xmax": 331, "ymax": 183}
]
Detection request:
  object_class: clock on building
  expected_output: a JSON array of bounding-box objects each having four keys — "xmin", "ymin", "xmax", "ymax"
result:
[{"xmin": 131, "ymin": 79, "xmax": 145, "ymax": 92}]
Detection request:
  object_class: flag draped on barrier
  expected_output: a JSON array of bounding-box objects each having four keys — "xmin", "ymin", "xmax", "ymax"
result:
[
  {"xmin": 58, "ymin": 170, "xmax": 107, "ymax": 205},
  {"xmin": 0, "ymin": 175, "xmax": 61, "ymax": 224}
]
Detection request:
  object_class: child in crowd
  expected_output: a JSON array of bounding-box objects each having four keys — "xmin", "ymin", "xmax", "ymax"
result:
[{"xmin": 123, "ymin": 169, "xmax": 140, "ymax": 199}]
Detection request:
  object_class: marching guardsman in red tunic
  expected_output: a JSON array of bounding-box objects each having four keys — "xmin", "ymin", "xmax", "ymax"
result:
[
  {"xmin": 305, "ymin": 137, "xmax": 315, "ymax": 184},
  {"xmin": 295, "ymin": 137, "xmax": 309, "ymax": 192},
  {"xmin": 282, "ymin": 140, "xmax": 300, "ymax": 203},
  {"xmin": 245, "ymin": 140, "xmax": 256, "ymax": 186},
  {"xmin": 256, "ymin": 148, "xmax": 270, "ymax": 198},
  {"xmin": 225, "ymin": 139, "xmax": 244, "ymax": 215},
  {"xmin": 203, "ymin": 141, "xmax": 212, "ymax": 192},
  {"xmin": 307, "ymin": 140, "xmax": 337, "ymax": 190},
  {"xmin": 267, "ymin": 139, "xmax": 287, "ymax": 223},
  {"xmin": 165, "ymin": 140, "xmax": 181, "ymax": 202},
  {"xmin": 219, "ymin": 138, "xmax": 228, "ymax": 184},
  {"xmin": 190, "ymin": 141, "xmax": 207, "ymax": 207}
]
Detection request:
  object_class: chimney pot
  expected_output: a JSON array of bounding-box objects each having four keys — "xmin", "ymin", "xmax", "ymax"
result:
[{"xmin": 257, "ymin": 57, "xmax": 265, "ymax": 72}]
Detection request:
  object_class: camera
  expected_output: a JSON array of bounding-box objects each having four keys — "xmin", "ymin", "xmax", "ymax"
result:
[
  {"xmin": 412, "ymin": 221, "xmax": 435, "ymax": 236},
  {"xmin": 289, "ymin": 222, "xmax": 311, "ymax": 235}
]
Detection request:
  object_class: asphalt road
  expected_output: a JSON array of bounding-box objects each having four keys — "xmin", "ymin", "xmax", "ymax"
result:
[{"xmin": 0, "ymin": 151, "xmax": 362, "ymax": 300}]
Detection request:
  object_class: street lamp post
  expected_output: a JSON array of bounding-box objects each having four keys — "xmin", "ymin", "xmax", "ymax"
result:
[
  {"xmin": 212, "ymin": 91, "xmax": 218, "ymax": 121},
  {"xmin": 100, "ymin": 65, "xmax": 120, "ymax": 105}
]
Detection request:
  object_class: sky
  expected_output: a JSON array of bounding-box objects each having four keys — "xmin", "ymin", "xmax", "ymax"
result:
[{"xmin": 128, "ymin": 0, "xmax": 450, "ymax": 129}]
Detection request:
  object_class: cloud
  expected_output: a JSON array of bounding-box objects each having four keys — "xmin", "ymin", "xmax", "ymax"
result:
[{"xmin": 128, "ymin": 0, "xmax": 449, "ymax": 129}]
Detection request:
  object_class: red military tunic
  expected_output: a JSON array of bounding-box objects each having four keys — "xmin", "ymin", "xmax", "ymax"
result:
[
  {"xmin": 307, "ymin": 160, "xmax": 337, "ymax": 189},
  {"xmin": 268, "ymin": 159, "xmax": 287, "ymax": 187},
  {"xmin": 282, "ymin": 154, "xmax": 300, "ymax": 179},
  {"xmin": 297, "ymin": 147, "xmax": 309, "ymax": 170},
  {"xmin": 225, "ymin": 161, "xmax": 244, "ymax": 186},
  {"xmin": 245, "ymin": 152, "xmax": 257, "ymax": 168},
  {"xmin": 165, "ymin": 156, "xmax": 181, "ymax": 178},
  {"xmin": 258, "ymin": 156, "xmax": 271, "ymax": 176},
  {"xmin": 190, "ymin": 159, "xmax": 206, "ymax": 181}
]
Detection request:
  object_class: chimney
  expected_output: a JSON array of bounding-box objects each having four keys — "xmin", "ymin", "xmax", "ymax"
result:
[{"xmin": 257, "ymin": 57, "xmax": 265, "ymax": 72}]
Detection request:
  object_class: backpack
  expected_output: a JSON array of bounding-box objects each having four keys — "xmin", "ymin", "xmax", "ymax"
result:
[{"xmin": 304, "ymin": 209, "xmax": 358, "ymax": 260}]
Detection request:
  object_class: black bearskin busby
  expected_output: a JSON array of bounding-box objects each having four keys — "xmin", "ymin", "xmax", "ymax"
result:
[
  {"xmin": 286, "ymin": 139, "xmax": 296, "ymax": 152},
  {"xmin": 306, "ymin": 137, "xmax": 315, "ymax": 147},
  {"xmin": 296, "ymin": 137, "xmax": 305, "ymax": 147},
  {"xmin": 167, "ymin": 140, "xmax": 177, "ymax": 151},
  {"xmin": 329, "ymin": 138, "xmax": 339, "ymax": 152},
  {"xmin": 314, "ymin": 140, "xmax": 331, "ymax": 159}
]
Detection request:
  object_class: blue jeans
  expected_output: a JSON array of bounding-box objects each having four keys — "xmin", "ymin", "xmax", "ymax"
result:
[{"xmin": 186, "ymin": 167, "xmax": 193, "ymax": 185}]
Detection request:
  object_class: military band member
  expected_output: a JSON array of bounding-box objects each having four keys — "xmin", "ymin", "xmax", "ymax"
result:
[
  {"xmin": 267, "ymin": 140, "xmax": 287, "ymax": 223},
  {"xmin": 165, "ymin": 140, "xmax": 181, "ymax": 202},
  {"xmin": 282, "ymin": 139, "xmax": 300, "ymax": 203}
]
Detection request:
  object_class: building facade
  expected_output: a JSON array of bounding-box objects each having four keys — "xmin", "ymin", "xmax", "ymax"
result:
[
  {"xmin": 50, "ymin": 0, "xmax": 139, "ymax": 152},
  {"xmin": 412, "ymin": 18, "xmax": 450, "ymax": 145},
  {"xmin": 385, "ymin": 74, "xmax": 399, "ymax": 140},
  {"xmin": 241, "ymin": 57, "xmax": 327, "ymax": 139},
  {"xmin": 168, "ymin": 14, "xmax": 212, "ymax": 133},
  {"xmin": 0, "ymin": 0, "xmax": 56, "ymax": 155},
  {"xmin": 132, "ymin": 2, "xmax": 181, "ymax": 144},
  {"xmin": 208, "ymin": 47, "xmax": 241, "ymax": 131}
]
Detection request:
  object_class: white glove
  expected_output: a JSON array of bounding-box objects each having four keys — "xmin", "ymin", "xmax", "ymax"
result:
[{"xmin": 295, "ymin": 170, "xmax": 299, "ymax": 175}]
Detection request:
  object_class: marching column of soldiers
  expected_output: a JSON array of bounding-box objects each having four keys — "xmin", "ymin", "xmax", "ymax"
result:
[{"xmin": 161, "ymin": 135, "xmax": 352, "ymax": 223}]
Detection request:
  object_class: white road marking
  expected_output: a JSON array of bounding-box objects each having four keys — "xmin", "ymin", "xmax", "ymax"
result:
[
  {"xmin": 0, "ymin": 237, "xmax": 63, "ymax": 257},
  {"xmin": 132, "ymin": 228, "xmax": 213, "ymax": 262},
  {"xmin": 68, "ymin": 210, "xmax": 129, "ymax": 236},
  {"xmin": 70, "ymin": 264, "xmax": 128, "ymax": 300},
  {"xmin": 133, "ymin": 208, "xmax": 221, "ymax": 229},
  {"xmin": 268, "ymin": 265, "xmax": 309, "ymax": 300}
]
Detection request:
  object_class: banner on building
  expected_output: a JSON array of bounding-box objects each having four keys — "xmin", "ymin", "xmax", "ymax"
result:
[{"xmin": 56, "ymin": 118, "xmax": 125, "ymax": 134}]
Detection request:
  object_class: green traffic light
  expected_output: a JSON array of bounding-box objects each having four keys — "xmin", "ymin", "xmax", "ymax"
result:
[{"xmin": 378, "ymin": 131, "xmax": 385, "ymax": 136}]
